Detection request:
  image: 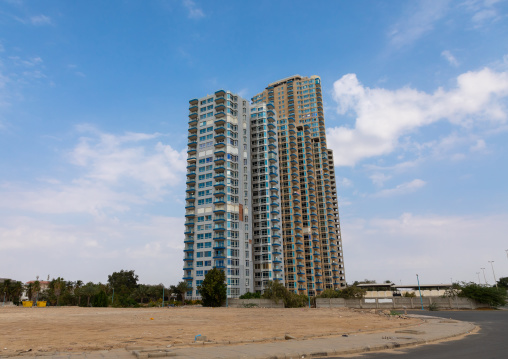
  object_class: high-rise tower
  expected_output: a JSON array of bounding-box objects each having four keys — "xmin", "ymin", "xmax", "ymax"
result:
[
  {"xmin": 252, "ymin": 75, "xmax": 346, "ymax": 296},
  {"xmin": 184, "ymin": 75, "xmax": 346, "ymax": 299},
  {"xmin": 184, "ymin": 91, "xmax": 253, "ymax": 298}
]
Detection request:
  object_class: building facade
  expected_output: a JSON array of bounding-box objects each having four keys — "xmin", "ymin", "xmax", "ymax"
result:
[
  {"xmin": 252, "ymin": 75, "xmax": 346, "ymax": 296},
  {"xmin": 184, "ymin": 90, "xmax": 253, "ymax": 298},
  {"xmin": 184, "ymin": 75, "xmax": 346, "ymax": 299}
]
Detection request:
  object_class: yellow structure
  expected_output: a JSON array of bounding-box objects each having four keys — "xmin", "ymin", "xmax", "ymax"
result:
[{"xmin": 22, "ymin": 301, "xmax": 33, "ymax": 307}]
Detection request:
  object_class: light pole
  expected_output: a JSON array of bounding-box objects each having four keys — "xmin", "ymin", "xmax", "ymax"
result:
[
  {"xmin": 416, "ymin": 274, "xmax": 424, "ymax": 311},
  {"xmin": 476, "ymin": 272, "xmax": 481, "ymax": 285},
  {"xmin": 481, "ymin": 268, "xmax": 488, "ymax": 285},
  {"xmin": 488, "ymin": 261, "xmax": 498, "ymax": 288},
  {"xmin": 2, "ymin": 292, "xmax": 5, "ymax": 306},
  {"xmin": 505, "ymin": 249, "xmax": 508, "ymax": 261}
]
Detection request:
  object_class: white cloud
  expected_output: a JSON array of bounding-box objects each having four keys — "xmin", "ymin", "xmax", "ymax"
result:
[
  {"xmin": 388, "ymin": 0, "xmax": 450, "ymax": 48},
  {"xmin": 0, "ymin": 126, "xmax": 188, "ymax": 284},
  {"xmin": 463, "ymin": 0, "xmax": 504, "ymax": 26},
  {"xmin": 327, "ymin": 67, "xmax": 508, "ymax": 166},
  {"xmin": 441, "ymin": 50, "xmax": 459, "ymax": 66},
  {"xmin": 337, "ymin": 177, "xmax": 353, "ymax": 188},
  {"xmin": 70, "ymin": 127, "xmax": 187, "ymax": 196},
  {"xmin": 0, "ymin": 127, "xmax": 187, "ymax": 216},
  {"xmin": 0, "ymin": 215, "xmax": 185, "ymax": 285},
  {"xmin": 470, "ymin": 138, "xmax": 487, "ymax": 152},
  {"xmin": 373, "ymin": 179, "xmax": 426, "ymax": 197},
  {"xmin": 342, "ymin": 212, "xmax": 508, "ymax": 284},
  {"xmin": 182, "ymin": 0, "xmax": 205, "ymax": 19},
  {"xmin": 30, "ymin": 15, "xmax": 52, "ymax": 26},
  {"xmin": 370, "ymin": 173, "xmax": 392, "ymax": 187}
]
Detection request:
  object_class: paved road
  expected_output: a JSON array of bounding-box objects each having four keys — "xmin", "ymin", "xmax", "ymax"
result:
[{"xmin": 324, "ymin": 310, "xmax": 508, "ymax": 359}]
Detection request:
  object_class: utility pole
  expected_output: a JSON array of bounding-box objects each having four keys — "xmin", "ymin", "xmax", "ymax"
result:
[
  {"xmin": 416, "ymin": 274, "xmax": 424, "ymax": 310},
  {"xmin": 481, "ymin": 268, "xmax": 488, "ymax": 285},
  {"xmin": 488, "ymin": 261, "xmax": 498, "ymax": 288}
]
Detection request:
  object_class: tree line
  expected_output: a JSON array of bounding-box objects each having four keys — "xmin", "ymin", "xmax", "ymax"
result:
[{"xmin": 0, "ymin": 270, "xmax": 193, "ymax": 307}]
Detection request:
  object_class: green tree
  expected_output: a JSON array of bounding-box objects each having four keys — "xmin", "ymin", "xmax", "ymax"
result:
[
  {"xmin": 262, "ymin": 280, "xmax": 308, "ymax": 308},
  {"xmin": 81, "ymin": 282, "xmax": 98, "ymax": 307},
  {"xmin": 317, "ymin": 288, "xmax": 341, "ymax": 298},
  {"xmin": 198, "ymin": 268, "xmax": 226, "ymax": 307},
  {"xmin": 133, "ymin": 285, "xmax": 150, "ymax": 304},
  {"xmin": 52, "ymin": 277, "xmax": 65, "ymax": 306},
  {"xmin": 74, "ymin": 280, "xmax": 84, "ymax": 306},
  {"xmin": 107, "ymin": 270, "xmax": 139, "ymax": 291},
  {"xmin": 262, "ymin": 280, "xmax": 287, "ymax": 303},
  {"xmin": 2, "ymin": 279, "xmax": 12, "ymax": 302},
  {"xmin": 459, "ymin": 282, "xmax": 507, "ymax": 307},
  {"xmin": 497, "ymin": 277, "xmax": 508, "ymax": 289},
  {"xmin": 337, "ymin": 286, "xmax": 366, "ymax": 299},
  {"xmin": 108, "ymin": 270, "xmax": 138, "ymax": 306},
  {"xmin": 10, "ymin": 281, "xmax": 24, "ymax": 305},
  {"xmin": 31, "ymin": 280, "xmax": 41, "ymax": 302},
  {"xmin": 92, "ymin": 290, "xmax": 109, "ymax": 307},
  {"xmin": 174, "ymin": 281, "xmax": 191, "ymax": 302}
]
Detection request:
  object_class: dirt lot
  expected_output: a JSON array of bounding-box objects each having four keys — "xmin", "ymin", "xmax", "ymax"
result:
[{"xmin": 0, "ymin": 306, "xmax": 422, "ymax": 356}]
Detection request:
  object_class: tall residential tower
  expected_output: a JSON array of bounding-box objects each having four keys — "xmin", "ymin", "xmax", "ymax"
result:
[
  {"xmin": 184, "ymin": 75, "xmax": 346, "ymax": 299},
  {"xmin": 252, "ymin": 75, "xmax": 346, "ymax": 296}
]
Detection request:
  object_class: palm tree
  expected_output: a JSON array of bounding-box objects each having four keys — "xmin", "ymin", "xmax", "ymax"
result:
[
  {"xmin": 81, "ymin": 282, "xmax": 98, "ymax": 307},
  {"xmin": 53, "ymin": 278, "xmax": 64, "ymax": 306},
  {"xmin": 11, "ymin": 282, "xmax": 23, "ymax": 304},
  {"xmin": 176, "ymin": 281, "xmax": 190, "ymax": 302},
  {"xmin": 3, "ymin": 279, "xmax": 12, "ymax": 302},
  {"xmin": 74, "ymin": 280, "xmax": 83, "ymax": 306},
  {"xmin": 134, "ymin": 285, "xmax": 149, "ymax": 304},
  {"xmin": 32, "ymin": 281, "xmax": 41, "ymax": 302}
]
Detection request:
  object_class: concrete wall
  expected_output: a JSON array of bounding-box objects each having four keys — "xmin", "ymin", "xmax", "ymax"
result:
[
  {"xmin": 364, "ymin": 290, "xmax": 448, "ymax": 298},
  {"xmin": 225, "ymin": 298, "xmax": 285, "ymax": 308},
  {"xmin": 316, "ymin": 297, "xmax": 488, "ymax": 310}
]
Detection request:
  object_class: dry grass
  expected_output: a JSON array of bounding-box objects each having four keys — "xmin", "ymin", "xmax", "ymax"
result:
[{"xmin": 0, "ymin": 306, "xmax": 422, "ymax": 355}]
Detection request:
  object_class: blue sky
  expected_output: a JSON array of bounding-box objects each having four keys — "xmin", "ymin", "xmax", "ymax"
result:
[{"xmin": 1, "ymin": 0, "xmax": 507, "ymax": 286}]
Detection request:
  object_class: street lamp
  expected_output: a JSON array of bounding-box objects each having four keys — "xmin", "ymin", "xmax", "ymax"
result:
[
  {"xmin": 476, "ymin": 272, "xmax": 481, "ymax": 285},
  {"xmin": 481, "ymin": 268, "xmax": 488, "ymax": 285},
  {"xmin": 488, "ymin": 261, "xmax": 498, "ymax": 288}
]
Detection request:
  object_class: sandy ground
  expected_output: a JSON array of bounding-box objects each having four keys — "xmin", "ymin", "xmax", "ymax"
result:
[{"xmin": 0, "ymin": 306, "xmax": 422, "ymax": 356}]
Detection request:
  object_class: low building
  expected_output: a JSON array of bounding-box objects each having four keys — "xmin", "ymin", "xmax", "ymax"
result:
[{"xmin": 356, "ymin": 283, "xmax": 452, "ymax": 298}]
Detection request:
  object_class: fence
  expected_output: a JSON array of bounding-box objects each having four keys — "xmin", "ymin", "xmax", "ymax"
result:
[{"xmin": 316, "ymin": 297, "xmax": 488, "ymax": 310}]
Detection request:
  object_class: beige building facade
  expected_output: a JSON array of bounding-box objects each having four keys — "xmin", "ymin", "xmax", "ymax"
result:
[{"xmin": 252, "ymin": 75, "xmax": 346, "ymax": 295}]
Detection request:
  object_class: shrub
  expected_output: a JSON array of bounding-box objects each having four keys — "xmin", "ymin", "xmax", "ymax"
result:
[
  {"xmin": 459, "ymin": 283, "xmax": 507, "ymax": 307},
  {"xmin": 428, "ymin": 302, "xmax": 438, "ymax": 311},
  {"xmin": 243, "ymin": 303, "xmax": 258, "ymax": 308},
  {"xmin": 318, "ymin": 289, "xmax": 341, "ymax": 298},
  {"xmin": 239, "ymin": 291, "xmax": 262, "ymax": 299},
  {"xmin": 337, "ymin": 286, "xmax": 366, "ymax": 299},
  {"xmin": 92, "ymin": 290, "xmax": 109, "ymax": 307}
]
